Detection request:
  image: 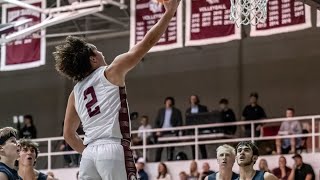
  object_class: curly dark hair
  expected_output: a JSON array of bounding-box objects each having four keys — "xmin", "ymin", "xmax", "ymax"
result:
[
  {"xmin": 53, "ymin": 36, "xmax": 95, "ymax": 82},
  {"xmin": 19, "ymin": 138, "xmax": 40, "ymax": 158},
  {"xmin": 236, "ymin": 141, "xmax": 259, "ymax": 156}
]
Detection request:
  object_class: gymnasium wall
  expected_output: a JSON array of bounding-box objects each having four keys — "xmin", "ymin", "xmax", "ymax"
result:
[{"xmin": 0, "ymin": 25, "xmax": 320, "ymax": 139}]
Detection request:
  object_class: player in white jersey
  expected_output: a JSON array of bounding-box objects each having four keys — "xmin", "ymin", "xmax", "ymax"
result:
[{"xmin": 53, "ymin": 0, "xmax": 181, "ymax": 179}]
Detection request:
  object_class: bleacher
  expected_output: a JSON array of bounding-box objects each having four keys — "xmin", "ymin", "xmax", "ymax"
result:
[{"xmin": 33, "ymin": 115, "xmax": 320, "ymax": 180}]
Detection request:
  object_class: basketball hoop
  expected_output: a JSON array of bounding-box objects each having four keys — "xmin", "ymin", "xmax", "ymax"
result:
[{"xmin": 230, "ymin": 0, "xmax": 268, "ymax": 26}]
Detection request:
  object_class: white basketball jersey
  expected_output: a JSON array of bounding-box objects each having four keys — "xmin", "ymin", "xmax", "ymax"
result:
[{"xmin": 73, "ymin": 66, "xmax": 131, "ymax": 145}]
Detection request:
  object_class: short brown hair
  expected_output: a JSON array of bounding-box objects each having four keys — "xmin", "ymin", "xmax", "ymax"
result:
[
  {"xmin": 19, "ymin": 139, "xmax": 40, "ymax": 158},
  {"xmin": 53, "ymin": 36, "xmax": 95, "ymax": 82},
  {"xmin": 0, "ymin": 127, "xmax": 17, "ymax": 145}
]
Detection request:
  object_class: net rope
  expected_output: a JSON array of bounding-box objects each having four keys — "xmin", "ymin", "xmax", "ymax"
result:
[{"xmin": 230, "ymin": 0, "xmax": 268, "ymax": 26}]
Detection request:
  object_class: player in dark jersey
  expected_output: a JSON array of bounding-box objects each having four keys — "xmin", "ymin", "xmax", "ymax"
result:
[
  {"xmin": 17, "ymin": 139, "xmax": 54, "ymax": 180},
  {"xmin": 0, "ymin": 127, "xmax": 22, "ymax": 180},
  {"xmin": 236, "ymin": 141, "xmax": 278, "ymax": 180}
]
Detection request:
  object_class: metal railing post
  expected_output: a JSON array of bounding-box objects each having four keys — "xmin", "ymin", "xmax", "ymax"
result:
[
  {"xmin": 195, "ymin": 127, "xmax": 199, "ymax": 160},
  {"xmin": 312, "ymin": 118, "xmax": 315, "ymax": 154},
  {"xmin": 48, "ymin": 139, "xmax": 52, "ymax": 170},
  {"xmin": 33, "ymin": 115, "xmax": 320, "ymax": 171},
  {"xmin": 142, "ymin": 130, "xmax": 147, "ymax": 160},
  {"xmin": 251, "ymin": 122, "xmax": 255, "ymax": 143}
]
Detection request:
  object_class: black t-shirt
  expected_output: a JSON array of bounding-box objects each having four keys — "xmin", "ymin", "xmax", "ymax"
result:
[
  {"xmin": 19, "ymin": 125, "xmax": 37, "ymax": 139},
  {"xmin": 242, "ymin": 104, "xmax": 266, "ymax": 131},
  {"xmin": 295, "ymin": 163, "xmax": 315, "ymax": 180},
  {"xmin": 242, "ymin": 105, "xmax": 266, "ymax": 121},
  {"xmin": 221, "ymin": 109, "xmax": 236, "ymax": 123},
  {"xmin": 0, "ymin": 162, "xmax": 22, "ymax": 180},
  {"xmin": 221, "ymin": 109, "xmax": 236, "ymax": 134}
]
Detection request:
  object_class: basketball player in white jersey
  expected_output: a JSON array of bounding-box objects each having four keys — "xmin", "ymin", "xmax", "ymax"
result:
[{"xmin": 53, "ymin": 0, "xmax": 181, "ymax": 179}]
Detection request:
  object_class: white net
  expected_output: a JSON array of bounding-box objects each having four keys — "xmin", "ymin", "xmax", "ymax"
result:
[{"xmin": 230, "ymin": 0, "xmax": 268, "ymax": 26}]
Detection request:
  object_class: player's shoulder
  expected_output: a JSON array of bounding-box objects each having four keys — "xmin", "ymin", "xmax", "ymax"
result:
[
  {"xmin": 0, "ymin": 172, "xmax": 9, "ymax": 180},
  {"xmin": 264, "ymin": 172, "xmax": 278, "ymax": 180},
  {"xmin": 104, "ymin": 64, "xmax": 126, "ymax": 87}
]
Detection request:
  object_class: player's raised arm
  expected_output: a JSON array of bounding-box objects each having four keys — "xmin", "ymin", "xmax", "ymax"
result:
[{"xmin": 109, "ymin": 0, "xmax": 181, "ymax": 76}]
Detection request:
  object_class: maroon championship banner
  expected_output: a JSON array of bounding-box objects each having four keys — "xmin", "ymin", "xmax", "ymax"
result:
[
  {"xmin": 130, "ymin": 0, "xmax": 183, "ymax": 52},
  {"xmin": 1, "ymin": 0, "xmax": 46, "ymax": 71},
  {"xmin": 250, "ymin": 0, "xmax": 311, "ymax": 36},
  {"xmin": 185, "ymin": 0, "xmax": 241, "ymax": 46}
]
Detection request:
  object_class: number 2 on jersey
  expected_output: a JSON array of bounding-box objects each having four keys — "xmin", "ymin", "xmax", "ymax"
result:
[{"xmin": 84, "ymin": 86, "xmax": 101, "ymax": 118}]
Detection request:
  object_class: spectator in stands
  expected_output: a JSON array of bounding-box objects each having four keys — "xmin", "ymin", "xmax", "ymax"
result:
[
  {"xmin": 155, "ymin": 97, "xmax": 182, "ymax": 161},
  {"xmin": 205, "ymin": 144, "xmax": 238, "ymax": 180},
  {"xmin": 179, "ymin": 171, "xmax": 188, "ymax": 180},
  {"xmin": 0, "ymin": 127, "xmax": 22, "ymax": 180},
  {"xmin": 157, "ymin": 162, "xmax": 171, "ymax": 180},
  {"xmin": 200, "ymin": 162, "xmax": 214, "ymax": 180},
  {"xmin": 131, "ymin": 115, "xmax": 154, "ymax": 159},
  {"xmin": 276, "ymin": 108, "xmax": 302, "ymax": 154},
  {"xmin": 188, "ymin": 160, "xmax": 200, "ymax": 180},
  {"xmin": 132, "ymin": 115, "xmax": 154, "ymax": 157},
  {"xmin": 136, "ymin": 157, "xmax": 149, "ymax": 180},
  {"xmin": 242, "ymin": 92, "xmax": 267, "ymax": 137},
  {"xmin": 19, "ymin": 115, "xmax": 37, "ymax": 139},
  {"xmin": 130, "ymin": 112, "xmax": 140, "ymax": 131},
  {"xmin": 186, "ymin": 95, "xmax": 208, "ymax": 159},
  {"xmin": 186, "ymin": 95, "xmax": 208, "ymax": 115},
  {"xmin": 288, "ymin": 154, "xmax": 315, "ymax": 180},
  {"xmin": 259, "ymin": 158, "xmax": 271, "ymax": 173},
  {"xmin": 219, "ymin": 98, "xmax": 236, "ymax": 135},
  {"xmin": 272, "ymin": 156, "xmax": 292, "ymax": 180},
  {"xmin": 18, "ymin": 139, "xmax": 54, "ymax": 180},
  {"xmin": 133, "ymin": 115, "xmax": 153, "ymax": 145}
]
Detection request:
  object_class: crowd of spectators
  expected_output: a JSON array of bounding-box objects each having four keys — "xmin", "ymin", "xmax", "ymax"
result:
[
  {"xmin": 10, "ymin": 91, "xmax": 316, "ymax": 179},
  {"xmin": 131, "ymin": 92, "xmax": 312, "ymax": 162},
  {"xmin": 135, "ymin": 153, "xmax": 315, "ymax": 180}
]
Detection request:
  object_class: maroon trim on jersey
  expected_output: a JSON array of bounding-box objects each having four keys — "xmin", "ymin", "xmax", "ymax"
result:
[
  {"xmin": 122, "ymin": 144, "xmax": 137, "ymax": 180},
  {"xmin": 118, "ymin": 87, "xmax": 137, "ymax": 180},
  {"xmin": 118, "ymin": 87, "xmax": 131, "ymax": 141}
]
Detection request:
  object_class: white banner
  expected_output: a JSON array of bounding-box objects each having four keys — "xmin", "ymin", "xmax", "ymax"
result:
[
  {"xmin": 317, "ymin": 10, "xmax": 320, "ymax": 27},
  {"xmin": 250, "ymin": 0, "xmax": 311, "ymax": 37},
  {"xmin": 130, "ymin": 0, "xmax": 183, "ymax": 52},
  {"xmin": 1, "ymin": 0, "xmax": 46, "ymax": 71}
]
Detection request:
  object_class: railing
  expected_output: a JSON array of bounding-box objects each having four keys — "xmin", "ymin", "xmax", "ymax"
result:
[{"xmin": 33, "ymin": 115, "xmax": 320, "ymax": 170}]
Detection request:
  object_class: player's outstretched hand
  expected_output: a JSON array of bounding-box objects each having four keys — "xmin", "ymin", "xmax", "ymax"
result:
[{"xmin": 163, "ymin": 0, "xmax": 182, "ymax": 14}]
